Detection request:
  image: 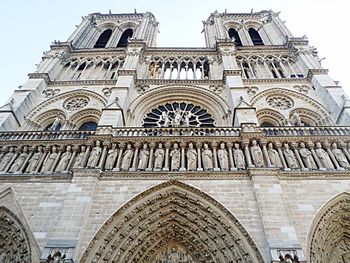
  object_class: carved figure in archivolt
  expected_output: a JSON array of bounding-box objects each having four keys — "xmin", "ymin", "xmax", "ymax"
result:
[
  {"xmin": 315, "ymin": 142, "xmax": 334, "ymax": 169},
  {"xmin": 299, "ymin": 142, "xmax": 317, "ymax": 169},
  {"xmin": 217, "ymin": 143, "xmax": 229, "ymax": 171},
  {"xmin": 233, "ymin": 143, "xmax": 245, "ymax": 170},
  {"xmin": 9, "ymin": 146, "xmax": 29, "ymax": 173},
  {"xmin": 42, "ymin": 146, "xmax": 58, "ymax": 173},
  {"xmin": 27, "ymin": 146, "xmax": 44, "ymax": 173},
  {"xmin": 121, "ymin": 144, "xmax": 134, "ymax": 171},
  {"xmin": 154, "ymin": 143, "xmax": 165, "ymax": 171},
  {"xmin": 250, "ymin": 140, "xmax": 264, "ymax": 167},
  {"xmin": 0, "ymin": 147, "xmax": 15, "ymax": 171},
  {"xmin": 137, "ymin": 143, "xmax": 150, "ymax": 171},
  {"xmin": 105, "ymin": 143, "xmax": 118, "ymax": 170},
  {"xmin": 202, "ymin": 143, "xmax": 213, "ymax": 171},
  {"xmin": 331, "ymin": 143, "xmax": 350, "ymax": 169},
  {"xmin": 56, "ymin": 146, "xmax": 72, "ymax": 172},
  {"xmin": 267, "ymin": 143, "xmax": 282, "ymax": 168},
  {"xmin": 186, "ymin": 142, "xmax": 197, "ymax": 171},
  {"xmin": 170, "ymin": 143, "xmax": 180, "ymax": 171},
  {"xmin": 87, "ymin": 141, "xmax": 102, "ymax": 168},
  {"xmin": 73, "ymin": 145, "xmax": 86, "ymax": 168},
  {"xmin": 283, "ymin": 143, "xmax": 298, "ymax": 169}
]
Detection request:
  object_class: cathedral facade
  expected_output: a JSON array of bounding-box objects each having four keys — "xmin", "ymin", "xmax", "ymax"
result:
[{"xmin": 0, "ymin": 10, "xmax": 349, "ymax": 263}]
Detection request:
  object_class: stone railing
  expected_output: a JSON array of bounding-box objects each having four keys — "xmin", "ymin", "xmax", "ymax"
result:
[
  {"xmin": 1, "ymin": 126, "xmax": 350, "ymax": 176},
  {"xmin": 262, "ymin": 126, "xmax": 350, "ymax": 137}
]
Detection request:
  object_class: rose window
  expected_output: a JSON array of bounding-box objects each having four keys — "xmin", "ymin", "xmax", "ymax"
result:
[
  {"xmin": 266, "ymin": 95, "xmax": 294, "ymax": 110},
  {"xmin": 142, "ymin": 102, "xmax": 215, "ymax": 128},
  {"xmin": 63, "ymin": 96, "xmax": 89, "ymax": 111}
]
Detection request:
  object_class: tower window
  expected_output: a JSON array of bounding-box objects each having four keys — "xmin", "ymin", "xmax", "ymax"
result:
[
  {"xmin": 94, "ymin": 29, "xmax": 113, "ymax": 48},
  {"xmin": 78, "ymin": 121, "xmax": 97, "ymax": 131},
  {"xmin": 117, "ymin": 29, "xmax": 133, "ymax": 47},
  {"xmin": 228, "ymin": 28, "xmax": 242, "ymax": 46},
  {"xmin": 248, "ymin": 28, "xmax": 264, "ymax": 45}
]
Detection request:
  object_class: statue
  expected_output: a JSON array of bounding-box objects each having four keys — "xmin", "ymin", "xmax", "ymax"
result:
[
  {"xmin": 9, "ymin": 146, "xmax": 29, "ymax": 173},
  {"xmin": 42, "ymin": 146, "xmax": 58, "ymax": 173},
  {"xmin": 186, "ymin": 142, "xmax": 197, "ymax": 171},
  {"xmin": 233, "ymin": 143, "xmax": 245, "ymax": 170},
  {"xmin": 154, "ymin": 143, "xmax": 165, "ymax": 171},
  {"xmin": 299, "ymin": 142, "xmax": 317, "ymax": 169},
  {"xmin": 121, "ymin": 144, "xmax": 134, "ymax": 171},
  {"xmin": 73, "ymin": 145, "xmax": 86, "ymax": 168},
  {"xmin": 105, "ymin": 143, "xmax": 118, "ymax": 170},
  {"xmin": 293, "ymin": 111, "xmax": 303, "ymax": 126},
  {"xmin": 55, "ymin": 146, "xmax": 72, "ymax": 172},
  {"xmin": 183, "ymin": 112, "xmax": 191, "ymax": 127},
  {"xmin": 202, "ymin": 143, "xmax": 213, "ymax": 171},
  {"xmin": 87, "ymin": 141, "xmax": 102, "ymax": 168},
  {"xmin": 217, "ymin": 143, "xmax": 229, "ymax": 171},
  {"xmin": 0, "ymin": 147, "xmax": 15, "ymax": 171},
  {"xmin": 173, "ymin": 108, "xmax": 182, "ymax": 127},
  {"xmin": 148, "ymin": 63, "xmax": 155, "ymax": 78},
  {"xmin": 170, "ymin": 143, "xmax": 180, "ymax": 171},
  {"xmin": 47, "ymin": 250, "xmax": 66, "ymax": 263},
  {"xmin": 137, "ymin": 143, "xmax": 150, "ymax": 171},
  {"xmin": 50, "ymin": 113, "xmax": 62, "ymax": 131},
  {"xmin": 161, "ymin": 111, "xmax": 171, "ymax": 127},
  {"xmin": 27, "ymin": 146, "xmax": 44, "ymax": 173},
  {"xmin": 267, "ymin": 143, "xmax": 282, "ymax": 168},
  {"xmin": 315, "ymin": 142, "xmax": 334, "ymax": 169},
  {"xmin": 331, "ymin": 143, "xmax": 350, "ymax": 168},
  {"xmin": 283, "ymin": 143, "xmax": 298, "ymax": 169},
  {"xmin": 250, "ymin": 140, "xmax": 264, "ymax": 167}
]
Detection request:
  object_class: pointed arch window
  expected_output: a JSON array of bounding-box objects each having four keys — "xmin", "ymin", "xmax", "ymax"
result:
[
  {"xmin": 117, "ymin": 28, "xmax": 133, "ymax": 47},
  {"xmin": 94, "ymin": 29, "xmax": 113, "ymax": 48},
  {"xmin": 78, "ymin": 121, "xmax": 97, "ymax": 131},
  {"xmin": 228, "ymin": 28, "xmax": 242, "ymax": 46},
  {"xmin": 248, "ymin": 28, "xmax": 264, "ymax": 45}
]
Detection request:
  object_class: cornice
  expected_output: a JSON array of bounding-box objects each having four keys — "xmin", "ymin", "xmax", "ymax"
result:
[
  {"xmin": 243, "ymin": 77, "xmax": 308, "ymax": 84},
  {"xmin": 48, "ymin": 79, "xmax": 116, "ymax": 87},
  {"xmin": 135, "ymin": 79, "xmax": 223, "ymax": 85},
  {"xmin": 306, "ymin": 69, "xmax": 329, "ymax": 80}
]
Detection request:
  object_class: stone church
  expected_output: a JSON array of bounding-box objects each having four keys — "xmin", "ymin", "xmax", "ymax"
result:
[{"xmin": 0, "ymin": 9, "xmax": 349, "ymax": 263}]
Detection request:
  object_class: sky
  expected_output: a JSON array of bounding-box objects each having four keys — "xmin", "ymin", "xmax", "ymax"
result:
[{"xmin": 0, "ymin": 0, "xmax": 348, "ymax": 106}]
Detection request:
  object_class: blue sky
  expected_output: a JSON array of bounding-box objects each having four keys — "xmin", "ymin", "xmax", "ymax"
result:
[{"xmin": 0, "ymin": 0, "xmax": 348, "ymax": 105}]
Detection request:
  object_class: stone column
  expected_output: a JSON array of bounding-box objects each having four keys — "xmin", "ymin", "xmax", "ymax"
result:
[
  {"xmin": 324, "ymin": 142, "xmax": 343, "ymax": 170},
  {"xmin": 179, "ymin": 142, "xmax": 187, "ymax": 172},
  {"xmin": 146, "ymin": 142, "xmax": 156, "ymax": 171},
  {"xmin": 113, "ymin": 143, "xmax": 125, "ymax": 171},
  {"xmin": 195, "ymin": 142, "xmax": 203, "ymax": 171},
  {"xmin": 261, "ymin": 141, "xmax": 272, "ymax": 167},
  {"xmin": 163, "ymin": 142, "xmax": 171, "ymax": 171},
  {"xmin": 98, "ymin": 142, "xmax": 109, "ymax": 170},
  {"xmin": 243, "ymin": 141, "xmax": 254, "ymax": 168},
  {"xmin": 291, "ymin": 142, "xmax": 305, "ymax": 170},
  {"xmin": 211, "ymin": 142, "xmax": 220, "ymax": 171},
  {"xmin": 130, "ymin": 142, "xmax": 140, "ymax": 172},
  {"xmin": 226, "ymin": 142, "xmax": 237, "ymax": 171},
  {"xmin": 307, "ymin": 141, "xmax": 326, "ymax": 171},
  {"xmin": 275, "ymin": 142, "xmax": 288, "ymax": 170}
]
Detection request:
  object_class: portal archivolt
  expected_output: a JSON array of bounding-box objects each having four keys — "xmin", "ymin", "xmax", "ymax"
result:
[{"xmin": 81, "ymin": 180, "xmax": 264, "ymax": 263}]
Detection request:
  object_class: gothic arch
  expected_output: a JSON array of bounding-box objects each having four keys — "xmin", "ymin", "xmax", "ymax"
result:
[
  {"xmin": 80, "ymin": 181, "xmax": 264, "ymax": 263},
  {"xmin": 307, "ymin": 192, "xmax": 350, "ymax": 263},
  {"xmin": 256, "ymin": 109, "xmax": 285, "ymax": 126},
  {"xmin": 34, "ymin": 109, "xmax": 66, "ymax": 129},
  {"xmin": 68, "ymin": 108, "xmax": 102, "ymax": 129},
  {"xmin": 127, "ymin": 85, "xmax": 231, "ymax": 126},
  {"xmin": 289, "ymin": 108, "xmax": 324, "ymax": 126}
]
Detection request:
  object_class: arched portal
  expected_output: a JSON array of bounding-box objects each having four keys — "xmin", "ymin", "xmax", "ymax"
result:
[
  {"xmin": 81, "ymin": 181, "xmax": 264, "ymax": 263},
  {"xmin": 307, "ymin": 192, "xmax": 350, "ymax": 263}
]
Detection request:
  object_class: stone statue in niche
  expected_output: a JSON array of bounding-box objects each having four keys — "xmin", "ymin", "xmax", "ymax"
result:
[
  {"xmin": 217, "ymin": 143, "xmax": 229, "ymax": 171},
  {"xmin": 331, "ymin": 143, "xmax": 350, "ymax": 168},
  {"xmin": 250, "ymin": 140, "xmax": 264, "ymax": 167},
  {"xmin": 50, "ymin": 113, "xmax": 62, "ymax": 131},
  {"xmin": 137, "ymin": 143, "xmax": 150, "ymax": 171},
  {"xmin": 105, "ymin": 143, "xmax": 118, "ymax": 170},
  {"xmin": 315, "ymin": 142, "xmax": 334, "ymax": 169},
  {"xmin": 283, "ymin": 143, "xmax": 299, "ymax": 169},
  {"xmin": 73, "ymin": 145, "xmax": 86, "ymax": 168},
  {"xmin": 186, "ymin": 142, "xmax": 197, "ymax": 171},
  {"xmin": 154, "ymin": 143, "xmax": 165, "ymax": 171},
  {"xmin": 173, "ymin": 108, "xmax": 182, "ymax": 127},
  {"xmin": 42, "ymin": 146, "xmax": 58, "ymax": 173},
  {"xmin": 170, "ymin": 143, "xmax": 180, "ymax": 171},
  {"xmin": 121, "ymin": 144, "xmax": 134, "ymax": 171},
  {"xmin": 202, "ymin": 143, "xmax": 213, "ymax": 171},
  {"xmin": 267, "ymin": 143, "xmax": 282, "ymax": 168},
  {"xmin": 293, "ymin": 111, "xmax": 303, "ymax": 126},
  {"xmin": 9, "ymin": 146, "xmax": 29, "ymax": 173},
  {"xmin": 233, "ymin": 143, "xmax": 245, "ymax": 170},
  {"xmin": 87, "ymin": 140, "xmax": 102, "ymax": 168},
  {"xmin": 299, "ymin": 142, "xmax": 317, "ymax": 169},
  {"xmin": 55, "ymin": 146, "xmax": 72, "ymax": 172},
  {"xmin": 0, "ymin": 147, "xmax": 15, "ymax": 171},
  {"xmin": 27, "ymin": 146, "xmax": 44, "ymax": 173}
]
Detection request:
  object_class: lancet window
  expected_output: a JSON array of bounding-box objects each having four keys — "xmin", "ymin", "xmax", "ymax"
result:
[
  {"xmin": 248, "ymin": 28, "xmax": 264, "ymax": 45},
  {"xmin": 93, "ymin": 29, "xmax": 113, "ymax": 48},
  {"xmin": 228, "ymin": 28, "xmax": 242, "ymax": 47},
  {"xmin": 117, "ymin": 28, "xmax": 133, "ymax": 47},
  {"xmin": 148, "ymin": 56, "xmax": 210, "ymax": 80}
]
